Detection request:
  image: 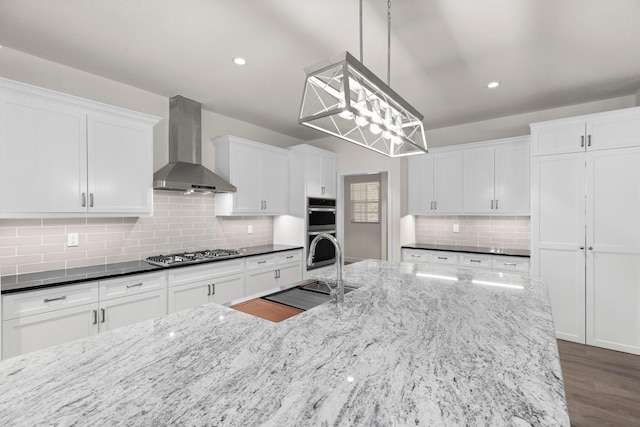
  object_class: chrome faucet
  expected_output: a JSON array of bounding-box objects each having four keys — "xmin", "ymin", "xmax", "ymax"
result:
[{"xmin": 307, "ymin": 233, "xmax": 344, "ymax": 304}]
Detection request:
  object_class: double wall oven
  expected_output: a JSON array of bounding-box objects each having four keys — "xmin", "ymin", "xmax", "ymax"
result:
[{"xmin": 307, "ymin": 197, "xmax": 337, "ymax": 269}]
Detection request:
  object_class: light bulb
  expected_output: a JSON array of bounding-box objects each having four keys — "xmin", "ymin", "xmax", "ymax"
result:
[
  {"xmin": 339, "ymin": 110, "xmax": 354, "ymax": 120},
  {"xmin": 369, "ymin": 123, "xmax": 382, "ymax": 134},
  {"xmin": 371, "ymin": 99, "xmax": 382, "ymax": 124},
  {"xmin": 382, "ymin": 130, "xmax": 392, "ymax": 140},
  {"xmin": 392, "ymin": 135, "xmax": 402, "ymax": 145},
  {"xmin": 384, "ymin": 107, "xmax": 393, "ymax": 126},
  {"xmin": 355, "ymin": 114, "xmax": 369, "ymax": 127}
]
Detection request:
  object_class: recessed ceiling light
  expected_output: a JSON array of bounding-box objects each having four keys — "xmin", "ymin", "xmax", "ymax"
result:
[
  {"xmin": 233, "ymin": 57, "xmax": 246, "ymax": 65},
  {"xmin": 487, "ymin": 81, "xmax": 500, "ymax": 89}
]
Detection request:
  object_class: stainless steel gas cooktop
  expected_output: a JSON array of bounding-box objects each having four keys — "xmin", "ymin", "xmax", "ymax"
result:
[{"xmin": 145, "ymin": 249, "xmax": 240, "ymax": 267}]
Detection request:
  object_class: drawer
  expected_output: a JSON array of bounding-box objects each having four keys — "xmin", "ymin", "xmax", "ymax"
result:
[
  {"xmin": 99, "ymin": 272, "xmax": 167, "ymax": 301},
  {"xmin": 2, "ymin": 282, "xmax": 99, "ymax": 320},
  {"xmin": 428, "ymin": 251, "xmax": 458, "ymax": 265},
  {"xmin": 277, "ymin": 250, "xmax": 302, "ymax": 265},
  {"xmin": 492, "ymin": 256, "xmax": 530, "ymax": 273},
  {"xmin": 245, "ymin": 254, "xmax": 277, "ymax": 270},
  {"xmin": 168, "ymin": 259, "xmax": 244, "ymax": 287},
  {"xmin": 459, "ymin": 253, "xmax": 492, "ymax": 269},
  {"xmin": 402, "ymin": 249, "xmax": 429, "ymax": 264}
]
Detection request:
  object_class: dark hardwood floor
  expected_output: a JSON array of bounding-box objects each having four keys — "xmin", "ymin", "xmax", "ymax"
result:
[{"xmin": 557, "ymin": 340, "xmax": 640, "ymax": 426}]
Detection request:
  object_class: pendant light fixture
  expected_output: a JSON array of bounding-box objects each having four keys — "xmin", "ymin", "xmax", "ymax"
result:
[{"xmin": 298, "ymin": 0, "xmax": 427, "ymax": 157}]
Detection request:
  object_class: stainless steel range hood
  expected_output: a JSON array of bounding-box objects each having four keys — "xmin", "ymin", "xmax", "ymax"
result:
[{"xmin": 153, "ymin": 95, "xmax": 236, "ymax": 193}]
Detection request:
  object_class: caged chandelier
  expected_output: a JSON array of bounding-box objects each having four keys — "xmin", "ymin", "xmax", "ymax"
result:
[{"xmin": 298, "ymin": 0, "xmax": 427, "ymax": 157}]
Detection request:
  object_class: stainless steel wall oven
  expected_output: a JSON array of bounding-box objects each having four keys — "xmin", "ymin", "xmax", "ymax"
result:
[{"xmin": 307, "ymin": 198, "xmax": 337, "ymax": 269}]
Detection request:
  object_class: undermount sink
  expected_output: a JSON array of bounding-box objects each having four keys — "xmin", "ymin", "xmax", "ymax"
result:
[{"xmin": 261, "ymin": 280, "xmax": 356, "ymax": 311}]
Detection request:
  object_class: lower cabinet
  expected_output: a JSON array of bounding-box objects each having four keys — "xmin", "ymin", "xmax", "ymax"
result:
[
  {"xmin": 167, "ymin": 259, "xmax": 245, "ymax": 314},
  {"xmin": 245, "ymin": 250, "xmax": 303, "ymax": 296},
  {"xmin": 2, "ymin": 272, "xmax": 167, "ymax": 359},
  {"xmin": 401, "ymin": 248, "xmax": 530, "ymax": 274}
]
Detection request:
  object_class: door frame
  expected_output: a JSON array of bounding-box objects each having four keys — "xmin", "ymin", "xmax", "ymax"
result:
[{"xmin": 337, "ymin": 168, "xmax": 392, "ymax": 262}]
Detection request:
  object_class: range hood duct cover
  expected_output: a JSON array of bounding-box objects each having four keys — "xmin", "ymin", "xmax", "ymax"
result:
[{"xmin": 153, "ymin": 95, "xmax": 236, "ymax": 193}]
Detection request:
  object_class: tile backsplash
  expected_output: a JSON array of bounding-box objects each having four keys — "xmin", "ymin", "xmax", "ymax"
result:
[
  {"xmin": 0, "ymin": 191, "xmax": 273, "ymax": 276},
  {"xmin": 414, "ymin": 215, "xmax": 530, "ymax": 250}
]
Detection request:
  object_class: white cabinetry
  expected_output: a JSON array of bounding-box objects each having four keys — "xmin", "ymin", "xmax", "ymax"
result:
[
  {"xmin": 2, "ymin": 271, "xmax": 167, "ymax": 359},
  {"xmin": 401, "ymin": 248, "xmax": 529, "ymax": 274},
  {"xmin": 0, "ymin": 77, "xmax": 158, "ymax": 217},
  {"xmin": 245, "ymin": 250, "xmax": 302, "ymax": 297},
  {"xmin": 462, "ymin": 136, "xmax": 530, "ymax": 215},
  {"xmin": 167, "ymin": 259, "xmax": 244, "ymax": 313},
  {"xmin": 408, "ymin": 150, "xmax": 462, "ymax": 214},
  {"xmin": 531, "ymin": 107, "xmax": 640, "ymax": 355},
  {"xmin": 287, "ymin": 144, "xmax": 337, "ymax": 213},
  {"xmin": 213, "ymin": 135, "xmax": 289, "ymax": 216}
]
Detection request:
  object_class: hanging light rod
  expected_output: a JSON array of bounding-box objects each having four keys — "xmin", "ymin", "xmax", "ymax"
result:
[{"xmin": 298, "ymin": 0, "xmax": 427, "ymax": 157}]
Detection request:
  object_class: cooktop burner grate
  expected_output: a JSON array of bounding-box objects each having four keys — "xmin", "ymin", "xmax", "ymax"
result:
[{"xmin": 145, "ymin": 249, "xmax": 240, "ymax": 267}]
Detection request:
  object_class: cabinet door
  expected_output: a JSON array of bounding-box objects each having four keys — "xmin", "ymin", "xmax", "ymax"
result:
[
  {"xmin": 587, "ymin": 110, "xmax": 640, "ymax": 152},
  {"xmin": 0, "ymin": 91, "xmax": 87, "ymax": 214},
  {"xmin": 277, "ymin": 263, "xmax": 302, "ymax": 287},
  {"xmin": 2, "ymin": 303, "xmax": 99, "ymax": 359},
  {"xmin": 212, "ymin": 274, "xmax": 244, "ymax": 305},
  {"xmin": 530, "ymin": 119, "xmax": 585, "ymax": 156},
  {"xmin": 586, "ymin": 148, "xmax": 640, "ymax": 354},
  {"xmin": 407, "ymin": 155, "xmax": 434, "ymax": 214},
  {"xmin": 320, "ymin": 154, "xmax": 336, "ymax": 198},
  {"xmin": 87, "ymin": 113, "xmax": 153, "ymax": 214},
  {"xmin": 167, "ymin": 280, "xmax": 212, "ymax": 314},
  {"xmin": 99, "ymin": 289, "xmax": 166, "ymax": 332},
  {"xmin": 462, "ymin": 147, "xmax": 495, "ymax": 213},
  {"xmin": 262, "ymin": 150, "xmax": 289, "ymax": 214},
  {"xmin": 433, "ymin": 151, "xmax": 462, "ymax": 213},
  {"xmin": 531, "ymin": 153, "xmax": 586, "ymax": 343},
  {"xmin": 245, "ymin": 269, "xmax": 278, "ymax": 297},
  {"xmin": 305, "ymin": 151, "xmax": 324, "ymax": 198},
  {"xmin": 494, "ymin": 142, "xmax": 530, "ymax": 214},
  {"xmin": 230, "ymin": 144, "xmax": 262, "ymax": 213}
]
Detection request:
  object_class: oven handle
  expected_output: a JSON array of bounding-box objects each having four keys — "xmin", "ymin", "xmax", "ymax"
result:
[
  {"xmin": 308, "ymin": 207, "xmax": 337, "ymax": 212},
  {"xmin": 307, "ymin": 230, "xmax": 337, "ymax": 236}
]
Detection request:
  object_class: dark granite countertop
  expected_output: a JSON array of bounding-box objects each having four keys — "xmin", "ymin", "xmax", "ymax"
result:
[
  {"xmin": 0, "ymin": 244, "xmax": 303, "ymax": 295},
  {"xmin": 402, "ymin": 243, "xmax": 530, "ymax": 257}
]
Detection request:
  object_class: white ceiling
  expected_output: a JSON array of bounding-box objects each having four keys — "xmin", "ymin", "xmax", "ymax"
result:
[{"xmin": 1, "ymin": 0, "xmax": 640, "ymax": 145}]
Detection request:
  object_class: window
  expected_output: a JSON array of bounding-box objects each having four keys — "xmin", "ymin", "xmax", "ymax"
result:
[{"xmin": 351, "ymin": 181, "xmax": 380, "ymax": 223}]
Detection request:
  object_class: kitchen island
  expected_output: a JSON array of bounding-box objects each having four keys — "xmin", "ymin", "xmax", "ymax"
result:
[{"xmin": 0, "ymin": 260, "xmax": 569, "ymax": 426}]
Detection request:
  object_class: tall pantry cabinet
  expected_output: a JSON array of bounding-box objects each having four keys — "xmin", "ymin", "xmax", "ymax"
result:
[{"xmin": 530, "ymin": 107, "xmax": 640, "ymax": 355}]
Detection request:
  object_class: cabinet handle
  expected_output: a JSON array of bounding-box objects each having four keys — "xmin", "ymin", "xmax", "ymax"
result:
[
  {"xmin": 211, "ymin": 283, "xmax": 215, "ymax": 295},
  {"xmin": 588, "ymin": 246, "xmax": 593, "ymax": 250},
  {"xmin": 274, "ymin": 270, "xmax": 278, "ymax": 279},
  {"xmin": 503, "ymin": 262, "xmax": 517, "ymax": 266},
  {"xmin": 101, "ymin": 308, "xmax": 106, "ymax": 323},
  {"xmin": 470, "ymin": 259, "xmax": 482, "ymax": 263},
  {"xmin": 495, "ymin": 199, "xmax": 499, "ymax": 210},
  {"xmin": 207, "ymin": 284, "xmax": 211, "ymax": 296},
  {"xmin": 434, "ymin": 201, "xmax": 437, "ymax": 210},
  {"xmin": 579, "ymin": 246, "xmax": 585, "ymax": 250},
  {"xmin": 44, "ymin": 296, "xmax": 67, "ymax": 303},
  {"xmin": 126, "ymin": 282, "xmax": 143, "ymax": 289},
  {"xmin": 92, "ymin": 309, "xmax": 98, "ymax": 325},
  {"xmin": 580, "ymin": 135, "xmax": 584, "ymax": 147},
  {"xmin": 587, "ymin": 135, "xmax": 591, "ymax": 147},
  {"xmin": 286, "ymin": 255, "xmax": 294, "ymax": 259},
  {"xmin": 89, "ymin": 193, "xmax": 94, "ymax": 208},
  {"xmin": 437, "ymin": 257, "xmax": 448, "ymax": 260},
  {"xmin": 410, "ymin": 254, "xmax": 420, "ymax": 258},
  {"xmin": 82, "ymin": 193, "xmax": 87, "ymax": 207},
  {"xmin": 491, "ymin": 199, "xmax": 494, "ymax": 209},
  {"xmin": 258, "ymin": 260, "xmax": 267, "ymax": 264},
  {"xmin": 264, "ymin": 200, "xmax": 267, "ymax": 210}
]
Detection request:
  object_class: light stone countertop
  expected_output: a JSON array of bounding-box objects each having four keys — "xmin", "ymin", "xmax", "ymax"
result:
[{"xmin": 0, "ymin": 260, "xmax": 569, "ymax": 426}]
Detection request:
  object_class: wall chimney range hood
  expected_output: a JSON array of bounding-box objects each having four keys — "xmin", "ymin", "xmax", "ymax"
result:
[{"xmin": 153, "ymin": 95, "xmax": 236, "ymax": 193}]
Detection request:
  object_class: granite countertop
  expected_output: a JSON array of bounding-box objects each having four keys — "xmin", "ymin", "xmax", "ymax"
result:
[
  {"xmin": 0, "ymin": 244, "xmax": 303, "ymax": 294},
  {"xmin": 0, "ymin": 260, "xmax": 569, "ymax": 426},
  {"xmin": 402, "ymin": 243, "xmax": 531, "ymax": 257}
]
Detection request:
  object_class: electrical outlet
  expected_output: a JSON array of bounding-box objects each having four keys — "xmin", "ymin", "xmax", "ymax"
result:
[
  {"xmin": 248, "ymin": 225, "xmax": 253, "ymax": 234},
  {"xmin": 67, "ymin": 233, "xmax": 79, "ymax": 247},
  {"xmin": 453, "ymin": 224, "xmax": 459, "ymax": 233}
]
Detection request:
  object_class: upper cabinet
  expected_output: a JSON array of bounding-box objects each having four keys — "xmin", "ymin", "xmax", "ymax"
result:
[
  {"xmin": 462, "ymin": 136, "xmax": 530, "ymax": 215},
  {"xmin": 531, "ymin": 107, "xmax": 640, "ymax": 156},
  {"xmin": 287, "ymin": 144, "xmax": 337, "ymax": 216},
  {"xmin": 213, "ymin": 135, "xmax": 289, "ymax": 216},
  {"xmin": 0, "ymin": 78, "xmax": 159, "ymax": 218},
  {"xmin": 408, "ymin": 150, "xmax": 462, "ymax": 214}
]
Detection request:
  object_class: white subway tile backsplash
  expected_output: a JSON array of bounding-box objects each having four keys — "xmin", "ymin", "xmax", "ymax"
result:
[
  {"xmin": 0, "ymin": 191, "xmax": 275, "ymax": 275},
  {"xmin": 415, "ymin": 215, "xmax": 530, "ymax": 250}
]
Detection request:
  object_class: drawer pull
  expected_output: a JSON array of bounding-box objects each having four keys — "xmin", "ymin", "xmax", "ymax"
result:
[
  {"xmin": 286, "ymin": 255, "xmax": 294, "ymax": 259},
  {"xmin": 126, "ymin": 282, "xmax": 143, "ymax": 289},
  {"xmin": 92, "ymin": 309, "xmax": 98, "ymax": 325},
  {"xmin": 101, "ymin": 308, "xmax": 106, "ymax": 323},
  {"xmin": 437, "ymin": 257, "xmax": 448, "ymax": 260},
  {"xmin": 470, "ymin": 259, "xmax": 482, "ymax": 263},
  {"xmin": 503, "ymin": 262, "xmax": 517, "ymax": 267},
  {"xmin": 411, "ymin": 254, "xmax": 420, "ymax": 258},
  {"xmin": 207, "ymin": 284, "xmax": 211, "ymax": 296},
  {"xmin": 258, "ymin": 260, "xmax": 267, "ymax": 264},
  {"xmin": 44, "ymin": 296, "xmax": 67, "ymax": 303},
  {"xmin": 211, "ymin": 284, "xmax": 215, "ymax": 295}
]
